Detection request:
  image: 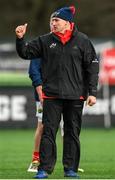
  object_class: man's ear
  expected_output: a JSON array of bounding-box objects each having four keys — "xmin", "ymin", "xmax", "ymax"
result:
[{"xmin": 65, "ymin": 21, "xmax": 70, "ymax": 27}]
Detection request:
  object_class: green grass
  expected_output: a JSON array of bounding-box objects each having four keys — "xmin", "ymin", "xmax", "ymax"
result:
[
  {"xmin": 0, "ymin": 72, "xmax": 31, "ymax": 86},
  {"xmin": 0, "ymin": 129, "xmax": 115, "ymax": 179}
]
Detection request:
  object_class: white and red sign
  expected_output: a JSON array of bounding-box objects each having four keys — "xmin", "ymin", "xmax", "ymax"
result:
[{"xmin": 99, "ymin": 48, "xmax": 115, "ymax": 85}]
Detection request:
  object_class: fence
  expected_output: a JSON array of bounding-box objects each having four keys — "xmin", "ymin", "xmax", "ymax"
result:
[{"xmin": 0, "ymin": 86, "xmax": 115, "ymax": 129}]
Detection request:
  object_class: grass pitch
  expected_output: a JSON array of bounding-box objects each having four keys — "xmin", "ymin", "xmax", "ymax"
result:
[
  {"xmin": 0, "ymin": 72, "xmax": 31, "ymax": 86},
  {"xmin": 0, "ymin": 128, "xmax": 115, "ymax": 179}
]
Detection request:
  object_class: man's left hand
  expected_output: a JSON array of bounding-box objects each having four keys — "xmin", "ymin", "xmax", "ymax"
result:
[{"xmin": 86, "ymin": 96, "xmax": 96, "ymax": 106}]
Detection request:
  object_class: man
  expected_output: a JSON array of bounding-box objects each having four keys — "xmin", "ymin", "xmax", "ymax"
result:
[
  {"xmin": 15, "ymin": 5, "xmax": 99, "ymax": 179},
  {"xmin": 27, "ymin": 58, "xmax": 43, "ymax": 172},
  {"xmin": 28, "ymin": 58, "xmax": 84, "ymax": 173}
]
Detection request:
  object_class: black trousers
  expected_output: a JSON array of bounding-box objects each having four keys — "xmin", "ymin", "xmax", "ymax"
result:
[{"xmin": 38, "ymin": 99, "xmax": 84, "ymax": 174}]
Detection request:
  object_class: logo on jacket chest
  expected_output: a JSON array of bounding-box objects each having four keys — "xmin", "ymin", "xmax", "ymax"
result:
[
  {"xmin": 73, "ymin": 45, "xmax": 78, "ymax": 50},
  {"xmin": 49, "ymin": 43, "xmax": 57, "ymax": 49}
]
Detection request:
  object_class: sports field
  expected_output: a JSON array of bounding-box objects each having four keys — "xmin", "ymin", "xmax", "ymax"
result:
[
  {"xmin": 0, "ymin": 72, "xmax": 115, "ymax": 179},
  {"xmin": 0, "ymin": 72, "xmax": 31, "ymax": 86},
  {"xmin": 0, "ymin": 128, "xmax": 115, "ymax": 179}
]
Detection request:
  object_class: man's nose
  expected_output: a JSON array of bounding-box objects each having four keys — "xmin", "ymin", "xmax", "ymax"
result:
[{"xmin": 52, "ymin": 20, "xmax": 56, "ymax": 25}]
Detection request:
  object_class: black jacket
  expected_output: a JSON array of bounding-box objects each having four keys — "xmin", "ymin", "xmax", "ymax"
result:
[{"xmin": 16, "ymin": 28, "xmax": 99, "ymax": 100}]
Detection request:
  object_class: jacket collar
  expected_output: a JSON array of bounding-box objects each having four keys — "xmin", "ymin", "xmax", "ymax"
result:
[{"xmin": 51, "ymin": 25, "xmax": 78, "ymax": 42}]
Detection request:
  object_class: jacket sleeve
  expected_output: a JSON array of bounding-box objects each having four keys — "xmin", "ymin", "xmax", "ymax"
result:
[
  {"xmin": 28, "ymin": 58, "xmax": 42, "ymax": 87},
  {"xmin": 16, "ymin": 37, "xmax": 42, "ymax": 60},
  {"xmin": 83, "ymin": 38, "xmax": 99, "ymax": 97}
]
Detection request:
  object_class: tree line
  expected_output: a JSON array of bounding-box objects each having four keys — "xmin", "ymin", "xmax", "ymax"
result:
[{"xmin": 0, "ymin": 0, "xmax": 115, "ymax": 40}]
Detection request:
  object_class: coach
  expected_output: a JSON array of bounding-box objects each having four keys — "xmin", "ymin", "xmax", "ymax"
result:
[{"xmin": 15, "ymin": 5, "xmax": 99, "ymax": 179}]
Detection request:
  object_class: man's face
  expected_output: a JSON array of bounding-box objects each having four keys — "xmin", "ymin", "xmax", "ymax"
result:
[{"xmin": 50, "ymin": 17, "xmax": 68, "ymax": 33}]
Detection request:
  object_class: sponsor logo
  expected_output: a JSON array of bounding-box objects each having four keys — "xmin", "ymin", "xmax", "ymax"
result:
[
  {"xmin": 73, "ymin": 45, "xmax": 78, "ymax": 50},
  {"xmin": 50, "ymin": 43, "xmax": 57, "ymax": 49},
  {"xmin": 0, "ymin": 95, "xmax": 27, "ymax": 121},
  {"xmin": 92, "ymin": 58, "xmax": 99, "ymax": 63}
]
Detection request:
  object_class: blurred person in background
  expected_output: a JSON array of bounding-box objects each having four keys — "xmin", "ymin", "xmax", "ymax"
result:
[
  {"xmin": 15, "ymin": 5, "xmax": 99, "ymax": 179},
  {"xmin": 27, "ymin": 58, "xmax": 43, "ymax": 172}
]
